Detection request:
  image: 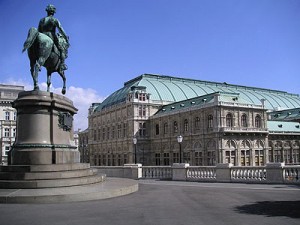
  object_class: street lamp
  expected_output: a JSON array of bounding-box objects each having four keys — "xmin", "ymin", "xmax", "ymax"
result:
[
  {"xmin": 133, "ymin": 136, "xmax": 137, "ymax": 164},
  {"xmin": 177, "ymin": 135, "xmax": 183, "ymax": 163}
]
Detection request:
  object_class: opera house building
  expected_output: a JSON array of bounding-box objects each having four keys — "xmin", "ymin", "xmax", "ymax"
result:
[{"xmin": 86, "ymin": 74, "xmax": 300, "ymax": 166}]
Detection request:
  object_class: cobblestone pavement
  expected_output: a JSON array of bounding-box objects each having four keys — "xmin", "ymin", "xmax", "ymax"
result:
[{"xmin": 0, "ymin": 180, "xmax": 299, "ymax": 225}]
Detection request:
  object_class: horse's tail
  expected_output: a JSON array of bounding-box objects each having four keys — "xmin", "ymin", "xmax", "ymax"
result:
[{"xmin": 22, "ymin": 27, "xmax": 39, "ymax": 53}]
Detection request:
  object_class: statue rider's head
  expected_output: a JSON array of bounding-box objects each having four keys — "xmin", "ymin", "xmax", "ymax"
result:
[{"xmin": 46, "ymin": 4, "xmax": 56, "ymax": 16}]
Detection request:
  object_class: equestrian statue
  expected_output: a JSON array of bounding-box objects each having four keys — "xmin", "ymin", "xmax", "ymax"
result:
[{"xmin": 22, "ymin": 4, "xmax": 70, "ymax": 95}]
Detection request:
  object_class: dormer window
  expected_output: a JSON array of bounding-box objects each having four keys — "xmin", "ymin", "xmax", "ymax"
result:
[{"xmin": 139, "ymin": 93, "xmax": 146, "ymax": 101}]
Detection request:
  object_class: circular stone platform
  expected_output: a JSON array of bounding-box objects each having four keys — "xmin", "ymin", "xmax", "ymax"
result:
[{"xmin": 0, "ymin": 177, "xmax": 138, "ymax": 203}]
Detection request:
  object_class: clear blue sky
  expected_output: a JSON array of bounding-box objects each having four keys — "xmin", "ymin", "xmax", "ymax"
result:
[{"xmin": 1, "ymin": 0, "xmax": 299, "ymax": 129}]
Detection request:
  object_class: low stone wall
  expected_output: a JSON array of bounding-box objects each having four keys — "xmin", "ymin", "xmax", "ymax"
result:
[{"xmin": 94, "ymin": 163, "xmax": 300, "ymax": 185}]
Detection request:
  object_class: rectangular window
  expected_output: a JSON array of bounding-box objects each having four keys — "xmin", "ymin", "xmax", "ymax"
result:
[
  {"xmin": 173, "ymin": 153, "xmax": 179, "ymax": 163},
  {"xmin": 255, "ymin": 150, "xmax": 264, "ymax": 166},
  {"xmin": 4, "ymin": 146, "xmax": 10, "ymax": 156},
  {"xmin": 93, "ymin": 130, "xmax": 97, "ymax": 141},
  {"xmin": 118, "ymin": 155, "xmax": 121, "ymax": 166},
  {"xmin": 139, "ymin": 123, "xmax": 146, "ymax": 136},
  {"xmin": 112, "ymin": 126, "xmax": 115, "ymax": 139},
  {"xmin": 195, "ymin": 117, "xmax": 200, "ymax": 130},
  {"xmin": 13, "ymin": 112, "xmax": 17, "ymax": 121},
  {"xmin": 155, "ymin": 124, "xmax": 160, "ymax": 135},
  {"xmin": 123, "ymin": 123, "xmax": 127, "ymax": 138},
  {"xmin": 5, "ymin": 112, "xmax": 10, "ymax": 121},
  {"xmin": 117, "ymin": 124, "xmax": 121, "ymax": 138},
  {"xmin": 13, "ymin": 128, "xmax": 16, "ymax": 137},
  {"xmin": 173, "ymin": 121, "xmax": 178, "ymax": 133},
  {"xmin": 139, "ymin": 93, "xmax": 146, "ymax": 101},
  {"xmin": 155, "ymin": 153, "xmax": 161, "ymax": 165},
  {"xmin": 163, "ymin": 153, "xmax": 170, "ymax": 165},
  {"xmin": 124, "ymin": 154, "xmax": 127, "ymax": 164},
  {"xmin": 107, "ymin": 127, "xmax": 110, "ymax": 140},
  {"xmin": 102, "ymin": 155, "xmax": 106, "ymax": 165},
  {"xmin": 184, "ymin": 120, "xmax": 189, "ymax": 132},
  {"xmin": 138, "ymin": 105, "xmax": 146, "ymax": 117},
  {"xmin": 102, "ymin": 128, "xmax": 105, "ymax": 140},
  {"xmin": 164, "ymin": 123, "xmax": 168, "ymax": 134},
  {"xmin": 4, "ymin": 128, "xmax": 10, "ymax": 137},
  {"xmin": 241, "ymin": 150, "xmax": 250, "ymax": 166},
  {"xmin": 195, "ymin": 152, "xmax": 203, "ymax": 166},
  {"xmin": 107, "ymin": 154, "xmax": 111, "ymax": 166}
]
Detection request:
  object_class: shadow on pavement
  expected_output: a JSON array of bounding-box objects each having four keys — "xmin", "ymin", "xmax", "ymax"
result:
[{"xmin": 235, "ymin": 201, "xmax": 300, "ymax": 219}]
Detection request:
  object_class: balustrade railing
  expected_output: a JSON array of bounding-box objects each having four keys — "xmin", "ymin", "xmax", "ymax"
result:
[
  {"xmin": 284, "ymin": 166, "xmax": 300, "ymax": 183},
  {"xmin": 142, "ymin": 166, "xmax": 172, "ymax": 180},
  {"xmin": 231, "ymin": 167, "xmax": 266, "ymax": 182},
  {"xmin": 187, "ymin": 166, "xmax": 216, "ymax": 181},
  {"xmin": 94, "ymin": 164, "xmax": 300, "ymax": 184}
]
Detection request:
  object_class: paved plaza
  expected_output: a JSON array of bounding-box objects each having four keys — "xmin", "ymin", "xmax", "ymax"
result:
[{"xmin": 0, "ymin": 180, "xmax": 299, "ymax": 225}]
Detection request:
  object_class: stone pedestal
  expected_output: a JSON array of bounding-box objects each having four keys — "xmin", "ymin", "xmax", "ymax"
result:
[
  {"xmin": 265, "ymin": 162, "xmax": 285, "ymax": 184},
  {"xmin": 9, "ymin": 90, "xmax": 79, "ymax": 165},
  {"xmin": 124, "ymin": 164, "xmax": 142, "ymax": 179},
  {"xmin": 0, "ymin": 91, "xmax": 117, "ymax": 203},
  {"xmin": 172, "ymin": 163, "xmax": 189, "ymax": 181},
  {"xmin": 216, "ymin": 163, "xmax": 233, "ymax": 182}
]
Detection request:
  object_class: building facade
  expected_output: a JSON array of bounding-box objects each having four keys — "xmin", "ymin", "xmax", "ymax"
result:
[
  {"xmin": 78, "ymin": 128, "xmax": 89, "ymax": 163},
  {"xmin": 87, "ymin": 74, "xmax": 300, "ymax": 166},
  {"xmin": 0, "ymin": 84, "xmax": 24, "ymax": 164}
]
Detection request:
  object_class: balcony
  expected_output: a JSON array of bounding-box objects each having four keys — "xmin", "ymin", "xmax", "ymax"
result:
[{"xmin": 219, "ymin": 127, "xmax": 268, "ymax": 133}]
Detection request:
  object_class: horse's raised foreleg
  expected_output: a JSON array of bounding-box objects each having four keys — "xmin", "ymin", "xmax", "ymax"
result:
[
  {"xmin": 47, "ymin": 71, "xmax": 51, "ymax": 92},
  {"xmin": 58, "ymin": 70, "xmax": 66, "ymax": 95}
]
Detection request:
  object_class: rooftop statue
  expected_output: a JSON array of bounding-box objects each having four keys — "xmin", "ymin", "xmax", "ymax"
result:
[{"xmin": 22, "ymin": 4, "xmax": 70, "ymax": 95}]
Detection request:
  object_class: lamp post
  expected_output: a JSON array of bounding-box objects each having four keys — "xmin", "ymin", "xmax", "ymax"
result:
[
  {"xmin": 133, "ymin": 136, "xmax": 137, "ymax": 164},
  {"xmin": 177, "ymin": 135, "xmax": 183, "ymax": 163}
]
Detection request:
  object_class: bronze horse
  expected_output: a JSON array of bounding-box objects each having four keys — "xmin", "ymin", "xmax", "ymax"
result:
[{"xmin": 22, "ymin": 27, "xmax": 69, "ymax": 94}]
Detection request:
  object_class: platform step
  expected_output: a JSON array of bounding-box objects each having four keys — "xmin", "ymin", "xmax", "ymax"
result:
[
  {"xmin": 0, "ymin": 174, "xmax": 106, "ymax": 189},
  {"xmin": 0, "ymin": 164, "xmax": 90, "ymax": 172},
  {"xmin": 0, "ymin": 178, "xmax": 138, "ymax": 204},
  {"xmin": 0, "ymin": 168, "xmax": 98, "ymax": 180}
]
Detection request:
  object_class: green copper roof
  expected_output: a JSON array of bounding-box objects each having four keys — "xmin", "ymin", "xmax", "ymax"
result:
[
  {"xmin": 267, "ymin": 121, "xmax": 300, "ymax": 133},
  {"xmin": 268, "ymin": 108, "xmax": 300, "ymax": 121},
  {"xmin": 154, "ymin": 92, "xmax": 253, "ymax": 115},
  {"xmin": 95, "ymin": 74, "xmax": 300, "ymax": 112}
]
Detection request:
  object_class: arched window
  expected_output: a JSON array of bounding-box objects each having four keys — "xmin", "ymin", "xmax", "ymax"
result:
[
  {"xmin": 195, "ymin": 117, "xmax": 200, "ymax": 130},
  {"xmin": 255, "ymin": 115, "xmax": 261, "ymax": 128},
  {"xmin": 184, "ymin": 119, "xmax": 189, "ymax": 132},
  {"xmin": 164, "ymin": 122, "xmax": 168, "ymax": 134},
  {"xmin": 208, "ymin": 115, "xmax": 213, "ymax": 128},
  {"xmin": 173, "ymin": 121, "xmax": 178, "ymax": 133},
  {"xmin": 241, "ymin": 114, "xmax": 247, "ymax": 127},
  {"xmin": 155, "ymin": 124, "xmax": 159, "ymax": 135},
  {"xmin": 226, "ymin": 113, "xmax": 233, "ymax": 127}
]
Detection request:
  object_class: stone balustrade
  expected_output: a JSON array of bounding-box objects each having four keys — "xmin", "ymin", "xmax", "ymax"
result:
[
  {"xmin": 284, "ymin": 165, "xmax": 300, "ymax": 184},
  {"xmin": 94, "ymin": 163, "xmax": 300, "ymax": 184},
  {"xmin": 187, "ymin": 166, "xmax": 216, "ymax": 181},
  {"xmin": 231, "ymin": 166, "xmax": 266, "ymax": 183},
  {"xmin": 142, "ymin": 166, "xmax": 172, "ymax": 179}
]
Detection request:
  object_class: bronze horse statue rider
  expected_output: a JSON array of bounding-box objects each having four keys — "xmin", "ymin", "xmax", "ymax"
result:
[{"xmin": 22, "ymin": 4, "xmax": 69, "ymax": 95}]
